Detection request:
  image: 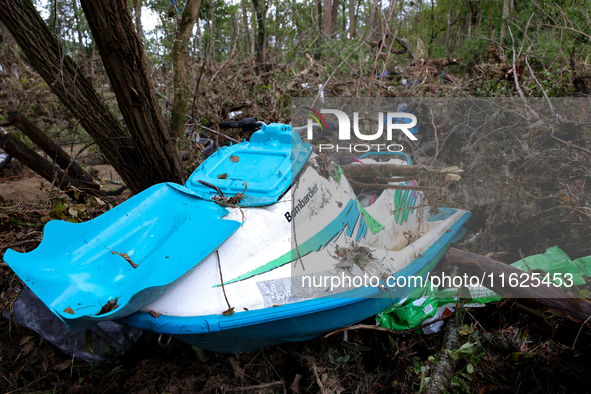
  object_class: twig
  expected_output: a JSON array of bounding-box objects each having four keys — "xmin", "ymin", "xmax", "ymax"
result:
[
  {"xmin": 0, "ymin": 174, "xmax": 43, "ymax": 181},
  {"xmin": 262, "ymin": 351, "xmax": 288, "ymax": 394},
  {"xmin": 309, "ymin": 362, "xmax": 325, "ymax": 394},
  {"xmin": 508, "ymin": 26, "xmax": 527, "ymax": 104},
  {"xmin": 524, "ymin": 57, "xmax": 555, "ymax": 115},
  {"xmin": 470, "ymin": 123, "xmax": 523, "ymax": 149},
  {"xmin": 1, "ymin": 239, "xmax": 40, "ymax": 252},
  {"xmin": 316, "ymin": 25, "xmax": 370, "ymax": 93},
  {"xmin": 572, "ymin": 314, "xmax": 591, "ymax": 350},
  {"xmin": 429, "ymin": 107, "xmax": 439, "ymax": 165},
  {"xmin": 224, "ymin": 381, "xmax": 284, "ymax": 392},
  {"xmin": 294, "ymin": 352, "xmax": 325, "ymax": 394},
  {"xmin": 551, "ymin": 135, "xmax": 591, "ymax": 155},
  {"xmin": 154, "ymin": 87, "xmax": 239, "ymax": 143},
  {"xmin": 190, "ymin": 60, "xmax": 206, "ymax": 120},
  {"xmin": 324, "ymin": 313, "xmax": 453, "ymax": 339},
  {"xmin": 52, "ymin": 40, "xmax": 66, "ymax": 86},
  {"xmin": 312, "ymin": 35, "xmax": 367, "ymax": 108},
  {"xmin": 366, "ymin": 27, "xmax": 388, "ymax": 99},
  {"xmin": 463, "ymin": 35, "xmax": 511, "ymax": 51},
  {"xmin": 217, "ymin": 250, "xmax": 234, "ymax": 315}
]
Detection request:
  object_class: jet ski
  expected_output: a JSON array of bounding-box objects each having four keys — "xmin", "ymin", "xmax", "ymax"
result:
[{"xmin": 5, "ymin": 120, "xmax": 470, "ymax": 352}]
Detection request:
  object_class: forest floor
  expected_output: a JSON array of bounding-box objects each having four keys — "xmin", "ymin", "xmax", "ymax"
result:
[{"xmin": 1, "ymin": 54, "xmax": 591, "ymax": 393}]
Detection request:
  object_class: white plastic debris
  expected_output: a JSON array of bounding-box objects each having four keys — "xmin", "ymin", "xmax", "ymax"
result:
[{"xmin": 318, "ymin": 84, "xmax": 325, "ymax": 103}]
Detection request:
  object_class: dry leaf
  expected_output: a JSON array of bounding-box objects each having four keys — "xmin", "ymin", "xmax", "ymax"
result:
[
  {"xmin": 53, "ymin": 360, "xmax": 72, "ymax": 372},
  {"xmin": 105, "ymin": 246, "xmax": 138, "ymax": 268},
  {"xmin": 222, "ymin": 307, "xmax": 235, "ymax": 316},
  {"xmin": 228, "ymin": 357, "xmax": 245, "ymax": 380},
  {"xmin": 96, "ymin": 297, "xmax": 120, "ymax": 315},
  {"xmin": 21, "ymin": 341, "xmax": 34, "ymax": 355},
  {"xmin": 290, "ymin": 374, "xmax": 302, "ymax": 394}
]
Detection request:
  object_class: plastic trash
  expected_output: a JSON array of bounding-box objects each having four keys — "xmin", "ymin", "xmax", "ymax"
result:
[
  {"xmin": 2, "ymin": 286, "xmax": 148, "ymax": 363},
  {"xmin": 377, "ymin": 246, "xmax": 591, "ymax": 334},
  {"xmin": 511, "ymin": 246, "xmax": 587, "ymax": 286},
  {"xmin": 318, "ymin": 84, "xmax": 326, "ymax": 103},
  {"xmin": 376, "ymin": 280, "xmax": 500, "ymax": 334}
]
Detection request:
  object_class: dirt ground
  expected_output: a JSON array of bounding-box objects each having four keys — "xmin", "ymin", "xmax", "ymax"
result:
[{"xmin": 0, "ymin": 162, "xmax": 124, "ymax": 202}]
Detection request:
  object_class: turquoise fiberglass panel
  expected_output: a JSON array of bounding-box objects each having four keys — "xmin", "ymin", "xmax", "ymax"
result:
[
  {"xmin": 185, "ymin": 123, "xmax": 311, "ymax": 206},
  {"xmin": 4, "ymin": 183, "xmax": 242, "ymax": 334}
]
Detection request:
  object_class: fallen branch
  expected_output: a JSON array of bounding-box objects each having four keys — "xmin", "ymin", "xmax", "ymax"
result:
[
  {"xmin": 348, "ymin": 179, "xmax": 442, "ymax": 191},
  {"xmin": 340, "ymin": 164, "xmax": 463, "ymax": 178},
  {"xmin": 427, "ymin": 315, "xmax": 460, "ymax": 394},
  {"xmin": 445, "ymin": 248, "xmax": 591, "ymax": 327},
  {"xmin": 8, "ymin": 110, "xmax": 94, "ymax": 183},
  {"xmin": 0, "ymin": 132, "xmax": 86, "ymax": 202}
]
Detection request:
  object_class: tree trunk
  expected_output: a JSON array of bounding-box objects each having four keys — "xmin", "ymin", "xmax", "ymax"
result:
[
  {"xmin": 241, "ymin": 0, "xmax": 251, "ymax": 55},
  {"xmin": 80, "ymin": 0, "xmax": 184, "ymax": 186},
  {"xmin": 468, "ymin": 1, "xmax": 478, "ymax": 36},
  {"xmin": 369, "ymin": 0, "xmax": 380, "ymax": 41},
  {"xmin": 250, "ymin": 9, "xmax": 255, "ymax": 55},
  {"xmin": 341, "ymin": 0, "xmax": 346, "ymax": 35},
  {"xmin": 0, "ymin": 0, "xmax": 152, "ymax": 194},
  {"xmin": 252, "ymin": 0, "xmax": 266, "ymax": 74},
  {"xmin": 429, "ymin": 0, "xmax": 434, "ymax": 57},
  {"xmin": 445, "ymin": 0, "xmax": 452, "ymax": 50},
  {"xmin": 8, "ymin": 111, "xmax": 93, "ymax": 183},
  {"xmin": 500, "ymin": 0, "xmax": 510, "ymax": 44},
  {"xmin": 323, "ymin": 0, "xmax": 332, "ymax": 35},
  {"xmin": 170, "ymin": 0, "xmax": 202, "ymax": 139},
  {"xmin": 348, "ymin": 0, "xmax": 356, "ymax": 39},
  {"xmin": 330, "ymin": 0, "xmax": 340, "ymax": 35},
  {"xmin": 316, "ymin": 0, "xmax": 323, "ymax": 32},
  {"xmin": 208, "ymin": 0, "xmax": 215, "ymax": 63}
]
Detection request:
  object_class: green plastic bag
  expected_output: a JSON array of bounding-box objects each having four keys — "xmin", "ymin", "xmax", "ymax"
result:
[
  {"xmin": 377, "ymin": 246, "xmax": 591, "ymax": 333},
  {"xmin": 511, "ymin": 246, "xmax": 586, "ymax": 286},
  {"xmin": 376, "ymin": 280, "xmax": 500, "ymax": 332},
  {"xmin": 376, "ymin": 281, "xmax": 439, "ymax": 331}
]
